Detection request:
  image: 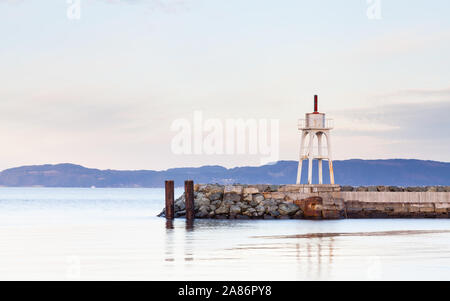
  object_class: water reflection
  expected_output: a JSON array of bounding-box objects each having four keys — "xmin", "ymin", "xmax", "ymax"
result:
[
  {"xmin": 164, "ymin": 218, "xmax": 196, "ymax": 263},
  {"xmin": 294, "ymin": 237, "xmax": 334, "ymax": 279},
  {"xmin": 161, "ymin": 218, "xmax": 450, "ymax": 280},
  {"xmin": 164, "ymin": 219, "xmax": 175, "ymax": 262},
  {"xmin": 2, "ymin": 187, "xmax": 450, "ymax": 280},
  {"xmin": 165, "ymin": 219, "xmax": 174, "ymax": 230},
  {"xmin": 184, "ymin": 220, "xmax": 195, "ymax": 262},
  {"xmin": 163, "ymin": 219, "xmax": 339, "ymax": 279},
  {"xmin": 185, "ymin": 219, "xmax": 194, "ymax": 231}
]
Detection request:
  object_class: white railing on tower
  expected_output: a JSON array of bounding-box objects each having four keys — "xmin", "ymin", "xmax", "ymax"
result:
[
  {"xmin": 298, "ymin": 119, "xmax": 306, "ymax": 129},
  {"xmin": 298, "ymin": 118, "xmax": 334, "ymax": 129},
  {"xmin": 326, "ymin": 119, "xmax": 334, "ymax": 129}
]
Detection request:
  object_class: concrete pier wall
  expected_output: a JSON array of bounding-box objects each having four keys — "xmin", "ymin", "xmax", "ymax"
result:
[
  {"xmin": 341, "ymin": 191, "xmax": 450, "ymax": 203},
  {"xmin": 158, "ymin": 184, "xmax": 450, "ymax": 220},
  {"xmin": 341, "ymin": 191, "xmax": 450, "ymax": 218}
]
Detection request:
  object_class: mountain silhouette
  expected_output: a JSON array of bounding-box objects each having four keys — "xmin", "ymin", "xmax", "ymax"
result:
[{"xmin": 0, "ymin": 159, "xmax": 448, "ymax": 187}]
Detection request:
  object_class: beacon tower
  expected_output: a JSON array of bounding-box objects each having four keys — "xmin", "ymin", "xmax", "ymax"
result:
[{"xmin": 296, "ymin": 95, "xmax": 335, "ymax": 185}]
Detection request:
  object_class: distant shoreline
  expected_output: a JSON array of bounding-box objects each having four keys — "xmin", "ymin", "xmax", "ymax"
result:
[{"xmin": 0, "ymin": 159, "xmax": 449, "ymax": 188}]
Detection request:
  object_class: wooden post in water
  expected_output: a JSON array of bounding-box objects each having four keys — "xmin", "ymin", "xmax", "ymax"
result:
[
  {"xmin": 185, "ymin": 180, "xmax": 195, "ymax": 221},
  {"xmin": 165, "ymin": 180, "xmax": 175, "ymax": 219}
]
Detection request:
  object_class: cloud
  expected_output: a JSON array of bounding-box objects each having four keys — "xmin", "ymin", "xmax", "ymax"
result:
[
  {"xmin": 371, "ymin": 88, "xmax": 450, "ymax": 104},
  {"xmin": 0, "ymin": 97, "xmax": 158, "ymax": 133},
  {"xmin": 334, "ymin": 100, "xmax": 450, "ymax": 141},
  {"xmin": 349, "ymin": 29, "xmax": 450, "ymax": 59},
  {"xmin": 330, "ymin": 90, "xmax": 450, "ymax": 162}
]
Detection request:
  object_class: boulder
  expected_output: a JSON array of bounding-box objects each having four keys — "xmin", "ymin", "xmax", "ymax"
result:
[
  {"xmin": 157, "ymin": 208, "xmax": 165, "ymax": 217},
  {"xmin": 243, "ymin": 207, "xmax": 257, "ymax": 217},
  {"xmin": 209, "ymin": 192, "xmax": 223, "ymax": 201},
  {"xmin": 223, "ymin": 193, "xmax": 241, "ymax": 202},
  {"xmin": 341, "ymin": 186, "xmax": 354, "ymax": 192},
  {"xmin": 269, "ymin": 185, "xmax": 280, "ymax": 192},
  {"xmin": 262, "ymin": 199, "xmax": 278, "ymax": 208},
  {"xmin": 376, "ymin": 186, "xmax": 388, "ymax": 192},
  {"xmin": 243, "ymin": 194, "xmax": 253, "ymax": 202},
  {"xmin": 175, "ymin": 197, "xmax": 186, "ymax": 211},
  {"xmin": 239, "ymin": 203, "xmax": 250, "ymax": 211},
  {"xmin": 215, "ymin": 204, "xmax": 230, "ymax": 215},
  {"xmin": 255, "ymin": 205, "xmax": 266, "ymax": 216},
  {"xmin": 293, "ymin": 209, "xmax": 304, "ymax": 219},
  {"xmin": 194, "ymin": 184, "xmax": 207, "ymax": 192},
  {"xmin": 253, "ymin": 194, "xmax": 265, "ymax": 204},
  {"xmin": 224, "ymin": 185, "xmax": 243, "ymax": 194},
  {"xmin": 211, "ymin": 200, "xmax": 222, "ymax": 207},
  {"xmin": 254, "ymin": 184, "xmax": 269, "ymax": 192},
  {"xmin": 271, "ymin": 192, "xmax": 286, "ymax": 200},
  {"xmin": 230, "ymin": 205, "xmax": 242, "ymax": 215},
  {"xmin": 266, "ymin": 205, "xmax": 278, "ymax": 215},
  {"xmin": 269, "ymin": 210, "xmax": 280, "ymax": 217},
  {"xmin": 388, "ymin": 186, "xmax": 403, "ymax": 192},
  {"xmin": 249, "ymin": 199, "xmax": 259, "ymax": 207},
  {"xmin": 437, "ymin": 186, "xmax": 446, "ymax": 192},
  {"xmin": 195, "ymin": 195, "xmax": 211, "ymax": 207},
  {"xmin": 175, "ymin": 210, "xmax": 186, "ymax": 218},
  {"xmin": 196, "ymin": 206, "xmax": 210, "ymax": 218},
  {"xmin": 426, "ymin": 186, "xmax": 437, "ymax": 192},
  {"xmin": 278, "ymin": 203, "xmax": 300, "ymax": 216},
  {"xmin": 243, "ymin": 187, "xmax": 259, "ymax": 194}
]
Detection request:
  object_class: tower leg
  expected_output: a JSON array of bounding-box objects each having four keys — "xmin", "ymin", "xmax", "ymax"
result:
[
  {"xmin": 307, "ymin": 132, "xmax": 314, "ymax": 184},
  {"xmin": 325, "ymin": 131, "xmax": 335, "ymax": 185},
  {"xmin": 329, "ymin": 160, "xmax": 335, "ymax": 185},
  {"xmin": 296, "ymin": 161, "xmax": 303, "ymax": 185},
  {"xmin": 296, "ymin": 132, "xmax": 306, "ymax": 184},
  {"xmin": 318, "ymin": 133, "xmax": 323, "ymax": 184},
  {"xmin": 318, "ymin": 160, "xmax": 323, "ymax": 184}
]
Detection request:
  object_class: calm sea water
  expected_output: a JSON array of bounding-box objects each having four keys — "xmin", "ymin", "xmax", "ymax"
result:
[{"xmin": 0, "ymin": 187, "xmax": 449, "ymax": 280}]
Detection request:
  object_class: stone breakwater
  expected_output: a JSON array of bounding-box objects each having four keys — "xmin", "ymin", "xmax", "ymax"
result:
[
  {"xmin": 341, "ymin": 186, "xmax": 450, "ymax": 192},
  {"xmin": 158, "ymin": 184, "xmax": 450, "ymax": 220}
]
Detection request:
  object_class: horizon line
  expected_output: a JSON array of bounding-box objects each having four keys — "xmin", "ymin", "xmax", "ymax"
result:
[{"xmin": 2, "ymin": 158, "xmax": 449, "ymax": 173}]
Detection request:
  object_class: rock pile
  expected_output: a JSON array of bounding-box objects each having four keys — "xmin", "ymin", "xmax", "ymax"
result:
[{"xmin": 158, "ymin": 184, "xmax": 344, "ymax": 220}]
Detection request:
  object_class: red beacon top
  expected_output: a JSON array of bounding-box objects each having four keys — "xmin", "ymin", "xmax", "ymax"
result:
[
  {"xmin": 299, "ymin": 94, "xmax": 332, "ymax": 130},
  {"xmin": 313, "ymin": 95, "xmax": 319, "ymax": 114}
]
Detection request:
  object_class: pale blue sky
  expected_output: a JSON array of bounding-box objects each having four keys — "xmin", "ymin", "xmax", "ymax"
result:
[{"xmin": 0, "ymin": 0, "xmax": 449, "ymax": 170}]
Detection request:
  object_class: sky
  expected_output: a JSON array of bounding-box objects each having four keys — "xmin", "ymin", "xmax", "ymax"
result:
[{"xmin": 0, "ymin": 0, "xmax": 449, "ymax": 171}]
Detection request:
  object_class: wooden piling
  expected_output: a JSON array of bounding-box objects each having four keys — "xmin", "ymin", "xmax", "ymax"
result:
[
  {"xmin": 165, "ymin": 180, "xmax": 175, "ymax": 219},
  {"xmin": 185, "ymin": 180, "xmax": 195, "ymax": 220}
]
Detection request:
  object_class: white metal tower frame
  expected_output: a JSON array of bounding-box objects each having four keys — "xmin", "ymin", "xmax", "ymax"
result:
[
  {"xmin": 296, "ymin": 96, "xmax": 335, "ymax": 185},
  {"xmin": 296, "ymin": 129, "xmax": 334, "ymax": 185}
]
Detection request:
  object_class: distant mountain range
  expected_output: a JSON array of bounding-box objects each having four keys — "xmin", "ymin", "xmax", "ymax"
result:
[{"xmin": 0, "ymin": 159, "xmax": 448, "ymax": 188}]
